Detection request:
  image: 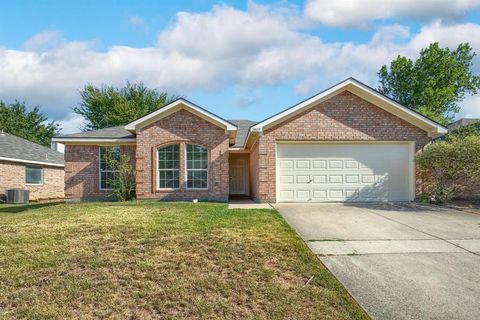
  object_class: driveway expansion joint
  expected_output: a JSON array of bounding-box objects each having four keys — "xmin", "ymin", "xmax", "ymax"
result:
[{"xmin": 360, "ymin": 204, "xmax": 480, "ymax": 257}]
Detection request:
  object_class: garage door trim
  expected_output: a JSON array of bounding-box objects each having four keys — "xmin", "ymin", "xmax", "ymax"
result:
[{"xmin": 275, "ymin": 141, "xmax": 415, "ymax": 202}]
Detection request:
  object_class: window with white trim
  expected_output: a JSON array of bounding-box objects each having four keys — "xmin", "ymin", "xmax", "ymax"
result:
[
  {"xmin": 25, "ymin": 165, "xmax": 43, "ymax": 185},
  {"xmin": 186, "ymin": 144, "xmax": 208, "ymax": 189},
  {"xmin": 158, "ymin": 144, "xmax": 180, "ymax": 189},
  {"xmin": 99, "ymin": 146, "xmax": 120, "ymax": 190}
]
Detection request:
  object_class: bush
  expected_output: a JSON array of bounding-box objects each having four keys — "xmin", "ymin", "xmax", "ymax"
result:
[
  {"xmin": 106, "ymin": 153, "xmax": 136, "ymax": 201},
  {"xmin": 416, "ymin": 135, "xmax": 480, "ymax": 203}
]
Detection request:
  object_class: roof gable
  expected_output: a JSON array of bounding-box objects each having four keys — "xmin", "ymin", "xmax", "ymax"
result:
[
  {"xmin": 124, "ymin": 99, "xmax": 237, "ymax": 132},
  {"xmin": 250, "ymin": 78, "xmax": 448, "ymax": 137}
]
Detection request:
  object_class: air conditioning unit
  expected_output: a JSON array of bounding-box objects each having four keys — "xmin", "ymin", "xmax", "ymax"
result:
[{"xmin": 6, "ymin": 189, "xmax": 29, "ymax": 204}]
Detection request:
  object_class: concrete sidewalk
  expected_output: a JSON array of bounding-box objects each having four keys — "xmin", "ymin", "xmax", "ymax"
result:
[{"xmin": 276, "ymin": 203, "xmax": 480, "ymax": 320}]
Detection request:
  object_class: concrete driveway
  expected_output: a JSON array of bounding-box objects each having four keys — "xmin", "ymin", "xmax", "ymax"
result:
[{"xmin": 275, "ymin": 203, "xmax": 480, "ymax": 320}]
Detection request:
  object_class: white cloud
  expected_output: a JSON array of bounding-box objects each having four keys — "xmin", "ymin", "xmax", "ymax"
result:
[
  {"xmin": 58, "ymin": 113, "xmax": 85, "ymax": 134},
  {"xmin": 1, "ymin": 2, "xmax": 480, "ymax": 134},
  {"xmin": 305, "ymin": 0, "xmax": 480, "ymax": 28},
  {"xmin": 22, "ymin": 30, "xmax": 63, "ymax": 51},
  {"xmin": 128, "ymin": 16, "xmax": 145, "ymax": 26},
  {"xmin": 458, "ymin": 95, "xmax": 480, "ymax": 119}
]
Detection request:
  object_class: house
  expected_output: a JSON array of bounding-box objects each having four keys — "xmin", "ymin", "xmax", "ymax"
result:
[
  {"xmin": 0, "ymin": 131, "xmax": 65, "ymax": 201},
  {"xmin": 448, "ymin": 118, "xmax": 480, "ymax": 131},
  {"xmin": 52, "ymin": 78, "xmax": 447, "ymax": 203}
]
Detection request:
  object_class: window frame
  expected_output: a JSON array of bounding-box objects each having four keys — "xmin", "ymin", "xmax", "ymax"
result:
[
  {"xmin": 25, "ymin": 165, "xmax": 44, "ymax": 185},
  {"xmin": 157, "ymin": 144, "xmax": 180, "ymax": 191},
  {"xmin": 185, "ymin": 144, "xmax": 209, "ymax": 190},
  {"xmin": 98, "ymin": 146, "xmax": 121, "ymax": 191}
]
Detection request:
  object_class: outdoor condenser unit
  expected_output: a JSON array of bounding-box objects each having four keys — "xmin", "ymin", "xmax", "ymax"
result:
[{"xmin": 6, "ymin": 189, "xmax": 29, "ymax": 204}]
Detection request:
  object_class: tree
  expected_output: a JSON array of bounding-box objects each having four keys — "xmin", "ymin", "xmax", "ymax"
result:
[
  {"xmin": 73, "ymin": 82, "xmax": 181, "ymax": 131},
  {"xmin": 0, "ymin": 101, "xmax": 59, "ymax": 146},
  {"xmin": 378, "ymin": 43, "xmax": 480, "ymax": 124}
]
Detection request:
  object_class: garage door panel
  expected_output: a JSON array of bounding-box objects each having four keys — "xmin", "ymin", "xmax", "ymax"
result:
[
  {"xmin": 296, "ymin": 175, "xmax": 310, "ymax": 184},
  {"xmin": 312, "ymin": 160, "xmax": 326, "ymax": 168},
  {"xmin": 279, "ymin": 175, "xmax": 294, "ymax": 184},
  {"xmin": 329, "ymin": 175, "xmax": 343, "ymax": 184},
  {"xmin": 296, "ymin": 190, "xmax": 310, "ymax": 201},
  {"xmin": 277, "ymin": 143, "xmax": 412, "ymax": 202},
  {"xmin": 344, "ymin": 160, "xmax": 359, "ymax": 169},
  {"xmin": 345, "ymin": 175, "xmax": 359, "ymax": 184},
  {"xmin": 279, "ymin": 160, "xmax": 294, "ymax": 169},
  {"xmin": 295, "ymin": 160, "xmax": 310, "ymax": 169},
  {"xmin": 311, "ymin": 190, "xmax": 327, "ymax": 200},
  {"xmin": 328, "ymin": 160, "xmax": 343, "ymax": 169},
  {"xmin": 279, "ymin": 190, "xmax": 294, "ymax": 201},
  {"xmin": 312, "ymin": 175, "xmax": 326, "ymax": 184}
]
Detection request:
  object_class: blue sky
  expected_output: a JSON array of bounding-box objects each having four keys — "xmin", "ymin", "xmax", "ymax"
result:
[{"xmin": 1, "ymin": 0, "xmax": 480, "ymax": 133}]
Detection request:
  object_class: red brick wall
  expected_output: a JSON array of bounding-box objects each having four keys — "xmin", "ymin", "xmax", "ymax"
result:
[
  {"xmin": 249, "ymin": 140, "xmax": 260, "ymax": 199},
  {"xmin": 0, "ymin": 160, "xmax": 64, "ymax": 201},
  {"xmin": 135, "ymin": 109, "xmax": 230, "ymax": 201},
  {"xmin": 64, "ymin": 145, "xmax": 136, "ymax": 200},
  {"xmin": 250, "ymin": 90, "xmax": 431, "ymax": 202}
]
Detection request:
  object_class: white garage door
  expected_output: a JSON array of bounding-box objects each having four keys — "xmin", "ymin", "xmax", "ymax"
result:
[{"xmin": 277, "ymin": 143, "xmax": 413, "ymax": 202}]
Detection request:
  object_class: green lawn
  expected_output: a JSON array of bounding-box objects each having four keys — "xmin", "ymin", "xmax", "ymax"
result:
[{"xmin": 0, "ymin": 202, "xmax": 368, "ymax": 319}]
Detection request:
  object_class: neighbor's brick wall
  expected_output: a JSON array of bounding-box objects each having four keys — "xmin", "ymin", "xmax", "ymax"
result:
[
  {"xmin": 135, "ymin": 109, "xmax": 230, "ymax": 201},
  {"xmin": 0, "ymin": 160, "xmax": 64, "ymax": 201},
  {"xmin": 250, "ymin": 90, "xmax": 431, "ymax": 202},
  {"xmin": 64, "ymin": 145, "xmax": 136, "ymax": 199}
]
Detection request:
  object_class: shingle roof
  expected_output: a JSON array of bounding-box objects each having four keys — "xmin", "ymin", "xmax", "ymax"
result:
[
  {"xmin": 55, "ymin": 126, "xmax": 135, "ymax": 139},
  {"xmin": 54, "ymin": 121, "xmax": 255, "ymax": 148},
  {"xmin": 228, "ymin": 120, "xmax": 257, "ymax": 147},
  {"xmin": 448, "ymin": 118, "xmax": 480, "ymax": 130},
  {"xmin": 0, "ymin": 132, "xmax": 64, "ymax": 166}
]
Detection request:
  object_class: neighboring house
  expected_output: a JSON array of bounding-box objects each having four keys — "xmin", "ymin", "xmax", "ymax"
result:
[
  {"xmin": 53, "ymin": 78, "xmax": 447, "ymax": 203},
  {"xmin": 50, "ymin": 141, "xmax": 65, "ymax": 153},
  {"xmin": 448, "ymin": 118, "xmax": 480, "ymax": 131},
  {"xmin": 0, "ymin": 131, "xmax": 65, "ymax": 201}
]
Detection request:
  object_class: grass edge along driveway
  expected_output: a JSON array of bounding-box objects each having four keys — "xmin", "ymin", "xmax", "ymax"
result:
[{"xmin": 0, "ymin": 202, "xmax": 368, "ymax": 320}]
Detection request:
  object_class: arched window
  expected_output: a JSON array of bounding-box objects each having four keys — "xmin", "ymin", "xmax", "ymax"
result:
[
  {"xmin": 157, "ymin": 144, "xmax": 180, "ymax": 189},
  {"xmin": 186, "ymin": 144, "xmax": 208, "ymax": 189}
]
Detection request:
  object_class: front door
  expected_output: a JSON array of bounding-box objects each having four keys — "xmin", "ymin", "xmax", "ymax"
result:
[{"xmin": 229, "ymin": 158, "xmax": 248, "ymax": 195}]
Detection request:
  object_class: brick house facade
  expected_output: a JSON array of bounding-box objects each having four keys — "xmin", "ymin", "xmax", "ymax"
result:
[
  {"xmin": 64, "ymin": 145, "xmax": 136, "ymax": 200},
  {"xmin": 135, "ymin": 109, "xmax": 230, "ymax": 201},
  {"xmin": 0, "ymin": 160, "xmax": 64, "ymax": 201},
  {"xmin": 55, "ymin": 79, "xmax": 447, "ymax": 203},
  {"xmin": 0, "ymin": 132, "xmax": 65, "ymax": 202},
  {"xmin": 249, "ymin": 91, "xmax": 431, "ymax": 202}
]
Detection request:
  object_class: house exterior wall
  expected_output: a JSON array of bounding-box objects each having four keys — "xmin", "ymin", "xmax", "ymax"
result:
[
  {"xmin": 250, "ymin": 90, "xmax": 431, "ymax": 202},
  {"xmin": 249, "ymin": 140, "xmax": 260, "ymax": 199},
  {"xmin": 135, "ymin": 109, "xmax": 230, "ymax": 201},
  {"xmin": 0, "ymin": 160, "xmax": 64, "ymax": 201},
  {"xmin": 64, "ymin": 145, "xmax": 136, "ymax": 200}
]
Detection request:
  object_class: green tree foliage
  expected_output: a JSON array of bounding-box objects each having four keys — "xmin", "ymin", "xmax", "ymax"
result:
[
  {"xmin": 378, "ymin": 43, "xmax": 480, "ymax": 125},
  {"xmin": 416, "ymin": 135, "xmax": 480, "ymax": 202},
  {"xmin": 0, "ymin": 101, "xmax": 59, "ymax": 146},
  {"xmin": 73, "ymin": 82, "xmax": 181, "ymax": 131}
]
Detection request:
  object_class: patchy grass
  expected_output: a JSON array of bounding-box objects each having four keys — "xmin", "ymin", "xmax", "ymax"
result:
[{"xmin": 0, "ymin": 202, "xmax": 368, "ymax": 319}]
